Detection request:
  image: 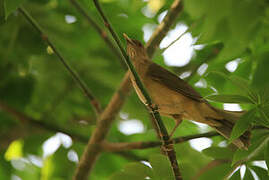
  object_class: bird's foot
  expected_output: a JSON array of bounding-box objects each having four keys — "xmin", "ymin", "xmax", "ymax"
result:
[{"xmin": 169, "ymin": 114, "xmax": 183, "ymax": 139}]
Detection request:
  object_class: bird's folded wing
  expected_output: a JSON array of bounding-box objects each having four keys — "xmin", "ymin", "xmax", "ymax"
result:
[{"xmin": 146, "ymin": 63, "xmax": 203, "ymax": 102}]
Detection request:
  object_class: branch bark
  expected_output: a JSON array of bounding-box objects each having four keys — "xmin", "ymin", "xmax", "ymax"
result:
[
  {"xmin": 73, "ymin": 73, "xmax": 132, "ymax": 180},
  {"xmin": 101, "ymin": 132, "xmax": 219, "ymax": 152},
  {"xmin": 0, "ymin": 101, "xmax": 89, "ymax": 143},
  {"xmin": 73, "ymin": 0, "xmax": 184, "ymax": 179},
  {"xmin": 0, "ymin": 100, "xmax": 219, "ymax": 152},
  {"xmin": 0, "ymin": 101, "xmax": 146, "ymax": 162}
]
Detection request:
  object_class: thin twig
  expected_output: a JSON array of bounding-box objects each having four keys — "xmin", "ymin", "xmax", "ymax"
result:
[
  {"xmin": 18, "ymin": 7, "xmax": 102, "ymax": 116},
  {"xmin": 0, "ymin": 101, "xmax": 146, "ymax": 162},
  {"xmin": 0, "ymin": 101, "xmax": 89, "ymax": 143},
  {"xmin": 68, "ymin": 0, "xmax": 126, "ymax": 68},
  {"xmin": 92, "ymin": 0, "xmax": 182, "ymax": 179},
  {"xmin": 92, "ymin": 0, "xmax": 129, "ymax": 61},
  {"xmin": 101, "ymin": 132, "xmax": 219, "ymax": 151},
  {"xmin": 146, "ymin": 0, "xmax": 183, "ymax": 58},
  {"xmin": 73, "ymin": 0, "xmax": 184, "ymax": 179},
  {"xmin": 161, "ymin": 22, "xmax": 196, "ymax": 53},
  {"xmin": 161, "ymin": 28, "xmax": 189, "ymax": 52}
]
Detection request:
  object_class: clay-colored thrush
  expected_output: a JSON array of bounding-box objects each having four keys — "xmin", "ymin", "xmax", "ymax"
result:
[{"xmin": 123, "ymin": 33, "xmax": 250, "ymax": 149}]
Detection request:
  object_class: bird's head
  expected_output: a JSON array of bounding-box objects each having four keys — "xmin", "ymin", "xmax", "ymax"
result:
[{"xmin": 123, "ymin": 33, "xmax": 148, "ymax": 61}]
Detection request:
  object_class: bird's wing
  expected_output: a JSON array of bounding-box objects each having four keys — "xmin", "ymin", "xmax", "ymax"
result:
[{"xmin": 146, "ymin": 63, "xmax": 203, "ymax": 102}]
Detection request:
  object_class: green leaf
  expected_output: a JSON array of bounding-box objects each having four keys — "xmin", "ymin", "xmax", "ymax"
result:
[
  {"xmin": 229, "ymin": 108, "xmax": 256, "ymax": 143},
  {"xmin": 251, "ymin": 52, "xmax": 269, "ymax": 89},
  {"xmin": 198, "ymin": 163, "xmax": 231, "ymax": 180},
  {"xmin": 4, "ymin": 0, "xmax": 25, "ymax": 20},
  {"xmin": 243, "ymin": 168, "xmax": 254, "ymax": 180},
  {"xmin": 265, "ymin": 141, "xmax": 269, "ymax": 175},
  {"xmin": 202, "ymin": 147, "xmax": 234, "ymax": 159},
  {"xmin": 257, "ymin": 109, "xmax": 269, "ymax": 127},
  {"xmin": 206, "ymin": 94, "xmax": 253, "ymax": 104},
  {"xmin": 229, "ymin": 169, "xmax": 240, "ymax": 180},
  {"xmin": 109, "ymin": 162, "xmax": 153, "ymax": 180},
  {"xmin": 208, "ymin": 71, "xmax": 259, "ymax": 102},
  {"xmin": 249, "ymin": 166, "xmax": 268, "ymax": 179},
  {"xmin": 209, "ymin": 72, "xmax": 249, "ymax": 91},
  {"xmin": 232, "ymin": 134, "xmax": 269, "ymax": 165},
  {"xmin": 149, "ymin": 154, "xmax": 174, "ymax": 180}
]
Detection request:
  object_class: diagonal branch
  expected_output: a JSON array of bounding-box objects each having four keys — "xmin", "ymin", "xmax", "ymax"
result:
[
  {"xmin": 0, "ymin": 101, "xmax": 89, "ymax": 143},
  {"xmin": 0, "ymin": 101, "xmax": 146, "ymax": 162},
  {"xmin": 73, "ymin": 0, "xmax": 184, "ymax": 180},
  {"xmin": 92, "ymin": 0, "xmax": 183, "ymax": 179},
  {"xmin": 18, "ymin": 7, "xmax": 102, "ymax": 116},
  {"xmin": 73, "ymin": 73, "xmax": 132, "ymax": 180}
]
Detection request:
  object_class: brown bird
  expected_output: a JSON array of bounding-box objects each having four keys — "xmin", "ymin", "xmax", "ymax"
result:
[{"xmin": 123, "ymin": 33, "xmax": 250, "ymax": 149}]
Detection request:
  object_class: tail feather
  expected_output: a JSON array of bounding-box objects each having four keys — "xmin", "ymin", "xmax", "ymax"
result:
[{"xmin": 209, "ymin": 109, "xmax": 251, "ymax": 149}]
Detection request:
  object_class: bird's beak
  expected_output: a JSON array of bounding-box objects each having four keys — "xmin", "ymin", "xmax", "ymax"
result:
[{"xmin": 123, "ymin": 33, "xmax": 135, "ymax": 45}]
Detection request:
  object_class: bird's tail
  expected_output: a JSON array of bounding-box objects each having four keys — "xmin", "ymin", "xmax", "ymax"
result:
[{"xmin": 209, "ymin": 109, "xmax": 251, "ymax": 149}]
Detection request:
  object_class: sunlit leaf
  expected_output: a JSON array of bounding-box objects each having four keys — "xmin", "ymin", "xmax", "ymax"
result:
[{"xmin": 4, "ymin": 139, "xmax": 23, "ymax": 161}]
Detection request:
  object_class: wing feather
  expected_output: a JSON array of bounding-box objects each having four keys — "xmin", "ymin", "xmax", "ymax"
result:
[{"xmin": 146, "ymin": 63, "xmax": 203, "ymax": 102}]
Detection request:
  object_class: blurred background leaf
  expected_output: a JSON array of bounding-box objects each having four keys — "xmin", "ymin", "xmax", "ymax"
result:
[{"xmin": 0, "ymin": 0, "xmax": 269, "ymax": 179}]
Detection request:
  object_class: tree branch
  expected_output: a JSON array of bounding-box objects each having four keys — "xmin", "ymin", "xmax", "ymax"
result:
[
  {"xmin": 73, "ymin": 1, "xmax": 184, "ymax": 179},
  {"xmin": 73, "ymin": 73, "xmax": 132, "ymax": 180},
  {"xmin": 68, "ymin": 0, "xmax": 126, "ymax": 68},
  {"xmin": 0, "ymin": 101, "xmax": 89, "ymax": 143},
  {"xmin": 18, "ymin": 7, "xmax": 102, "ymax": 116},
  {"xmin": 101, "ymin": 132, "xmax": 219, "ymax": 152},
  {"xmin": 0, "ymin": 101, "xmax": 147, "ymax": 162}
]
